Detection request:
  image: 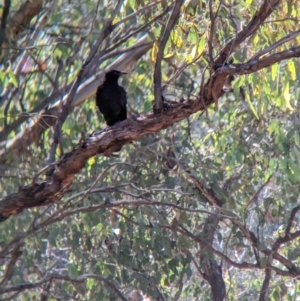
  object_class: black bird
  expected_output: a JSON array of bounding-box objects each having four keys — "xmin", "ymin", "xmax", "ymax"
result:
[{"xmin": 96, "ymin": 70, "xmax": 127, "ymax": 126}]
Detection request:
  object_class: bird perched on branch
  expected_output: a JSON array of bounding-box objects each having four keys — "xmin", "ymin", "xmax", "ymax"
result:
[{"xmin": 96, "ymin": 70, "xmax": 127, "ymax": 126}]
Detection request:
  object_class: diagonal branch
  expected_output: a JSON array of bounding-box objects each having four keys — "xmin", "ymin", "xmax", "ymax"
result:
[
  {"xmin": 153, "ymin": 0, "xmax": 184, "ymax": 113},
  {"xmin": 0, "ymin": 240, "xmax": 23, "ymax": 292},
  {"xmin": 216, "ymin": 47, "xmax": 300, "ymax": 76},
  {"xmin": 202, "ymin": 0, "xmax": 281, "ymax": 104},
  {"xmin": 215, "ymin": 0, "xmax": 281, "ymax": 65},
  {"xmin": 258, "ymin": 267, "xmax": 272, "ymax": 301},
  {"xmin": 251, "ymin": 29, "xmax": 300, "ymax": 60},
  {"xmin": 1, "ymin": 0, "xmax": 10, "ymax": 31},
  {"xmin": 0, "ymin": 37, "xmax": 151, "ymax": 146},
  {"xmin": 285, "ymin": 205, "xmax": 300, "ymax": 235},
  {"xmin": 2, "ymin": 273, "xmax": 127, "ymax": 300},
  {"xmin": 0, "ymin": 97, "xmax": 208, "ymax": 221}
]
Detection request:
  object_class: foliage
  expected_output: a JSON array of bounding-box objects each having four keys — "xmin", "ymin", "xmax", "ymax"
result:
[{"xmin": 1, "ymin": 0, "xmax": 300, "ymax": 300}]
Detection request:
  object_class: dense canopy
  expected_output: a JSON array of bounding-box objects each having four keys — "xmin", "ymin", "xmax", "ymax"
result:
[{"xmin": 1, "ymin": 0, "xmax": 300, "ymax": 300}]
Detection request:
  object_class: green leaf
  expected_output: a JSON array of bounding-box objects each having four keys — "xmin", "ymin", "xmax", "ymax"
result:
[
  {"xmin": 68, "ymin": 264, "xmax": 79, "ymax": 277},
  {"xmin": 8, "ymin": 72, "xmax": 18, "ymax": 87},
  {"xmin": 86, "ymin": 278, "xmax": 95, "ymax": 290}
]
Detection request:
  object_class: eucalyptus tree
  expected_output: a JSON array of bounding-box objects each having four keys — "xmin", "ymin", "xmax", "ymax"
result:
[{"xmin": 1, "ymin": 0, "xmax": 300, "ymax": 300}]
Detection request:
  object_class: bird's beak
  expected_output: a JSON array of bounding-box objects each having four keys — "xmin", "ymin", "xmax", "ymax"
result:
[{"xmin": 120, "ymin": 72, "xmax": 127, "ymax": 75}]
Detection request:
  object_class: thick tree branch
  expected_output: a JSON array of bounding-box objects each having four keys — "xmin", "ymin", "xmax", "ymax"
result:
[
  {"xmin": 272, "ymin": 230, "xmax": 300, "ymax": 251},
  {"xmin": 1, "ymin": 0, "xmax": 10, "ymax": 31},
  {"xmin": 200, "ymin": 214, "xmax": 226, "ymax": 301},
  {"xmin": 0, "ymin": 96, "xmax": 207, "ymax": 221},
  {"xmin": 203, "ymin": 0, "xmax": 281, "ymax": 103},
  {"xmin": 0, "ymin": 0, "xmax": 10, "ymax": 56},
  {"xmin": 285, "ymin": 205, "xmax": 300, "ymax": 235}
]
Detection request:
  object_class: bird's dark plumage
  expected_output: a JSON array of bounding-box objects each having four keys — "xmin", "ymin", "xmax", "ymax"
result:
[{"xmin": 96, "ymin": 70, "xmax": 127, "ymax": 126}]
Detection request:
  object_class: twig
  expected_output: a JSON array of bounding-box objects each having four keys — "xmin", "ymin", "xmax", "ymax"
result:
[
  {"xmin": 285, "ymin": 204, "xmax": 300, "ymax": 235},
  {"xmin": 252, "ymin": 29, "xmax": 300, "ymax": 60},
  {"xmin": 245, "ymin": 175, "xmax": 272, "ymax": 209},
  {"xmin": 102, "ymin": 4, "xmax": 173, "ymax": 61},
  {"xmin": 31, "ymin": 162, "xmax": 57, "ymax": 185},
  {"xmin": 114, "ymin": 1, "xmax": 163, "ymax": 27},
  {"xmin": 0, "ymin": 240, "xmax": 23, "ymax": 292}
]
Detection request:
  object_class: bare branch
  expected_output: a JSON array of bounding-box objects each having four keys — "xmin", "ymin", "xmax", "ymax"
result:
[
  {"xmin": 208, "ymin": 0, "xmax": 221, "ymax": 65},
  {"xmin": 231, "ymin": 220, "xmax": 300, "ymax": 276},
  {"xmin": 0, "ymin": 93, "xmax": 209, "ymax": 221},
  {"xmin": 252, "ymin": 29, "xmax": 300, "ymax": 60},
  {"xmin": 245, "ymin": 175, "xmax": 272, "ymax": 209},
  {"xmin": 0, "ymin": 241, "xmax": 23, "ymax": 292},
  {"xmin": 218, "ymin": 47, "xmax": 300, "ymax": 76},
  {"xmin": 114, "ymin": 1, "xmax": 163, "ymax": 27},
  {"xmin": 2, "ymin": 273, "xmax": 128, "ymax": 301},
  {"xmin": 285, "ymin": 205, "xmax": 300, "ymax": 235},
  {"xmin": 259, "ymin": 267, "xmax": 272, "ymax": 301},
  {"xmin": 176, "ymin": 224, "xmax": 259, "ymax": 270},
  {"xmin": 272, "ymin": 230, "xmax": 300, "ymax": 251},
  {"xmin": 0, "ymin": 0, "xmax": 10, "ymax": 57}
]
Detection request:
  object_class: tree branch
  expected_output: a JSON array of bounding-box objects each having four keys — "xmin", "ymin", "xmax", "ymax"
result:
[
  {"xmin": 153, "ymin": 0, "xmax": 183, "ymax": 113},
  {"xmin": 2, "ymin": 273, "xmax": 127, "ymax": 300},
  {"xmin": 0, "ymin": 93, "xmax": 209, "ymax": 221},
  {"xmin": 251, "ymin": 29, "xmax": 300, "ymax": 60},
  {"xmin": 285, "ymin": 205, "xmax": 300, "ymax": 235},
  {"xmin": 215, "ymin": 0, "xmax": 281, "ymax": 65},
  {"xmin": 258, "ymin": 267, "xmax": 272, "ymax": 301},
  {"xmin": 0, "ymin": 241, "xmax": 23, "ymax": 292},
  {"xmin": 220, "ymin": 47, "xmax": 300, "ymax": 76}
]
